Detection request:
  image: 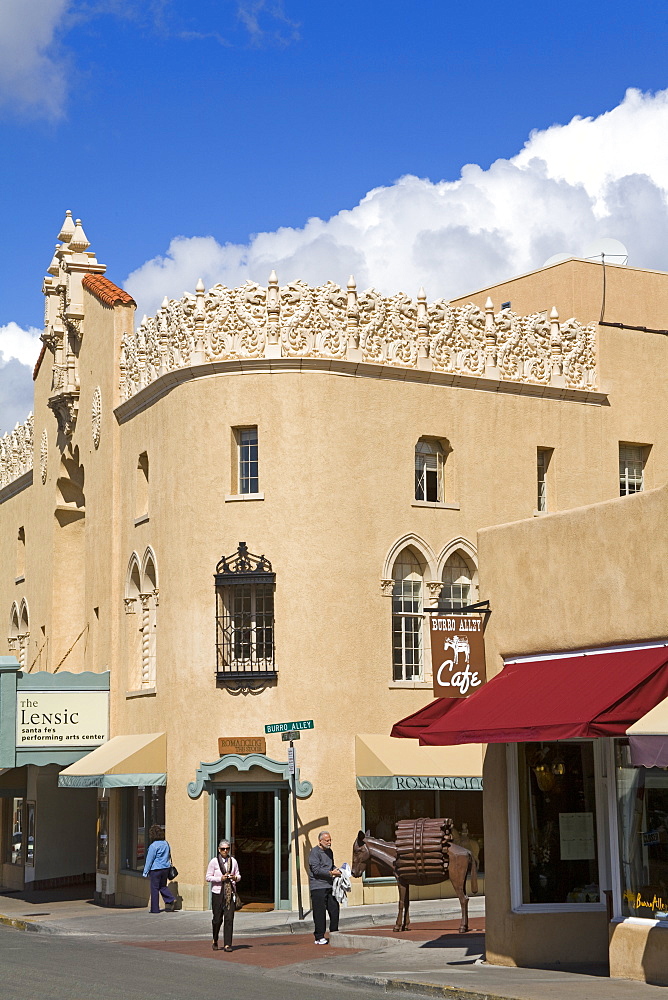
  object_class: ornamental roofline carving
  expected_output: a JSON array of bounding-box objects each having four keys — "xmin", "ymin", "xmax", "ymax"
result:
[{"xmin": 119, "ymin": 276, "xmax": 597, "ymax": 402}]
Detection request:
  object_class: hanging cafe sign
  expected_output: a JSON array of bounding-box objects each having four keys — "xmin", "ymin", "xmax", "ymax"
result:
[{"xmin": 430, "ymin": 604, "xmax": 488, "ymax": 699}]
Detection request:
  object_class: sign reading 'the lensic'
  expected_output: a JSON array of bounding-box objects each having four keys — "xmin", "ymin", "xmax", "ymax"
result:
[
  {"xmin": 431, "ymin": 613, "xmax": 486, "ymax": 699},
  {"xmin": 16, "ymin": 691, "xmax": 109, "ymax": 748}
]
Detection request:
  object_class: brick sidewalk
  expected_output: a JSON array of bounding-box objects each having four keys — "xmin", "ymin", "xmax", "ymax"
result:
[{"xmin": 126, "ymin": 932, "xmax": 360, "ymax": 969}]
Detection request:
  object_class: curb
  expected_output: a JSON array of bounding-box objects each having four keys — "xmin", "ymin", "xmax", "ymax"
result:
[
  {"xmin": 300, "ymin": 969, "xmax": 508, "ymax": 1000},
  {"xmin": 0, "ymin": 914, "xmax": 38, "ymax": 933}
]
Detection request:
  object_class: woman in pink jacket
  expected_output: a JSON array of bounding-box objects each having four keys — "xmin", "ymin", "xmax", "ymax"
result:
[{"xmin": 205, "ymin": 839, "xmax": 241, "ymax": 951}]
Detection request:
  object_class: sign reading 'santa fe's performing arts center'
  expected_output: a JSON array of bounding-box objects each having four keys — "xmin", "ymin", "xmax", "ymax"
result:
[
  {"xmin": 16, "ymin": 690, "xmax": 109, "ymax": 748},
  {"xmin": 431, "ymin": 612, "xmax": 486, "ymax": 699}
]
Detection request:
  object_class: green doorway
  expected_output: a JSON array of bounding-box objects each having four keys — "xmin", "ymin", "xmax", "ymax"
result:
[{"xmin": 215, "ymin": 786, "xmax": 291, "ymax": 909}]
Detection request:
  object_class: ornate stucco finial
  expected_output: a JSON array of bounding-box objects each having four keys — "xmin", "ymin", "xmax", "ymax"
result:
[
  {"xmin": 58, "ymin": 210, "xmax": 75, "ymax": 243},
  {"xmin": 484, "ymin": 296, "xmax": 498, "ymax": 373},
  {"xmin": 69, "ymin": 219, "xmax": 91, "ymax": 253},
  {"xmin": 193, "ymin": 278, "xmax": 207, "ymax": 363},
  {"xmin": 417, "ymin": 287, "xmax": 429, "ymax": 342},
  {"xmin": 47, "ymin": 245, "xmax": 61, "ymax": 276},
  {"xmin": 346, "ymin": 274, "xmax": 359, "ymax": 350},
  {"xmin": 267, "ymin": 270, "xmax": 280, "ymax": 345},
  {"xmin": 549, "ymin": 306, "xmax": 564, "ymax": 384}
]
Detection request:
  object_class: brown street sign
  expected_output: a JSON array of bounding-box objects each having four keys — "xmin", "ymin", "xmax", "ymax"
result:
[
  {"xmin": 218, "ymin": 736, "xmax": 267, "ymax": 756},
  {"xmin": 431, "ymin": 612, "xmax": 486, "ymax": 699}
]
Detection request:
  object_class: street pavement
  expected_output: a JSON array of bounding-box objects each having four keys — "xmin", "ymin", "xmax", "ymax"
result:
[
  {"xmin": 0, "ymin": 924, "xmax": 413, "ymax": 1000},
  {"xmin": 1, "ymin": 889, "xmax": 666, "ymax": 1000}
]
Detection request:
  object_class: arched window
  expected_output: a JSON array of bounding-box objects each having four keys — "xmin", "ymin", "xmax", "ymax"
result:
[
  {"xmin": 8, "ymin": 603, "xmax": 19, "ymax": 656},
  {"xmin": 439, "ymin": 551, "xmax": 476, "ymax": 610},
  {"xmin": 415, "ymin": 438, "xmax": 445, "ymax": 504},
  {"xmin": 140, "ymin": 550, "xmax": 158, "ymax": 688},
  {"xmin": 125, "ymin": 554, "xmax": 142, "ymax": 690},
  {"xmin": 392, "ymin": 548, "xmax": 424, "ymax": 681}
]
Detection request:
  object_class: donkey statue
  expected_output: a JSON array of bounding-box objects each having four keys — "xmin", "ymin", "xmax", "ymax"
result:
[{"xmin": 351, "ymin": 818, "xmax": 478, "ymax": 933}]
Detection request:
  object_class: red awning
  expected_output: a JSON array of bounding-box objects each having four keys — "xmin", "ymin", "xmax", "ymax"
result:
[{"xmin": 391, "ymin": 646, "xmax": 668, "ymax": 746}]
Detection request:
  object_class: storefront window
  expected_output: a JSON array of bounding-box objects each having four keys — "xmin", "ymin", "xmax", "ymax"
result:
[
  {"xmin": 25, "ymin": 801, "xmax": 35, "ymax": 867},
  {"xmin": 518, "ymin": 742, "xmax": 600, "ymax": 904},
  {"xmin": 361, "ymin": 789, "xmax": 484, "ymax": 878},
  {"xmin": 122, "ymin": 786, "xmax": 165, "ymax": 871},
  {"xmin": 97, "ymin": 798, "xmax": 109, "ymax": 873},
  {"xmin": 615, "ymin": 740, "xmax": 668, "ymax": 919},
  {"xmin": 5, "ymin": 797, "xmax": 24, "ymax": 865}
]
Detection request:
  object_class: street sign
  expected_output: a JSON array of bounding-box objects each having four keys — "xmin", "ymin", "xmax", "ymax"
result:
[
  {"xmin": 288, "ymin": 746, "xmax": 296, "ymax": 775},
  {"xmin": 281, "ymin": 730, "xmax": 301, "ymax": 741},
  {"xmin": 265, "ymin": 720, "xmax": 314, "ymax": 734}
]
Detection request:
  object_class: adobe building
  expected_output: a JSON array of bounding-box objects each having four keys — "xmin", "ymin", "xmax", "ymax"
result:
[{"xmin": 1, "ymin": 212, "xmax": 668, "ymax": 916}]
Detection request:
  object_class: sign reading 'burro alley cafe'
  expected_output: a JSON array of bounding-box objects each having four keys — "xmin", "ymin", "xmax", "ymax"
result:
[
  {"xmin": 16, "ymin": 690, "xmax": 109, "ymax": 748},
  {"xmin": 431, "ymin": 612, "xmax": 486, "ymax": 698}
]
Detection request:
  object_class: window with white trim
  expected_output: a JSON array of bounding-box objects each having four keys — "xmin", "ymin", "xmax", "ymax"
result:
[
  {"xmin": 438, "ymin": 552, "xmax": 475, "ymax": 610},
  {"xmin": 414, "ymin": 439, "xmax": 444, "ymax": 503},
  {"xmin": 238, "ymin": 427, "xmax": 259, "ymax": 495},
  {"xmin": 392, "ymin": 548, "xmax": 424, "ymax": 681},
  {"xmin": 619, "ymin": 444, "xmax": 644, "ymax": 496}
]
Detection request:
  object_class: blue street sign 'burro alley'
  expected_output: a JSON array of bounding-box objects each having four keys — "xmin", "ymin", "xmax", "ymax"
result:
[{"xmin": 264, "ymin": 720, "xmax": 314, "ymax": 734}]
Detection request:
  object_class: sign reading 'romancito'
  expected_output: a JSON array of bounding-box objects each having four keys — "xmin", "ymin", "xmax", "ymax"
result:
[{"xmin": 431, "ymin": 613, "xmax": 486, "ymax": 699}]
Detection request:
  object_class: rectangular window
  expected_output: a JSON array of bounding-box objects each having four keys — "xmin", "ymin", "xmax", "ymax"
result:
[
  {"xmin": 216, "ymin": 582, "xmax": 275, "ymax": 675},
  {"xmin": 121, "ymin": 786, "xmax": 165, "ymax": 872},
  {"xmin": 518, "ymin": 741, "xmax": 600, "ymax": 904},
  {"xmin": 361, "ymin": 789, "xmax": 484, "ymax": 879},
  {"xmin": 536, "ymin": 448, "xmax": 552, "ymax": 512},
  {"xmin": 239, "ymin": 427, "xmax": 259, "ymax": 495},
  {"xmin": 619, "ymin": 444, "xmax": 645, "ymax": 496},
  {"xmin": 615, "ymin": 740, "xmax": 668, "ymax": 919},
  {"xmin": 415, "ymin": 440, "xmax": 444, "ymax": 503},
  {"xmin": 5, "ymin": 797, "xmax": 24, "ymax": 865},
  {"xmin": 392, "ymin": 580, "xmax": 423, "ymax": 681}
]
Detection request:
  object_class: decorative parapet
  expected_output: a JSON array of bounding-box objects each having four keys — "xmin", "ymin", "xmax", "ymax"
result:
[
  {"xmin": 119, "ymin": 278, "xmax": 597, "ymax": 400},
  {"xmin": 0, "ymin": 414, "xmax": 33, "ymax": 489}
]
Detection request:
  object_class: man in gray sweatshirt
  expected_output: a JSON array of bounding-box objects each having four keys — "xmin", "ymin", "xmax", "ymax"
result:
[{"xmin": 308, "ymin": 830, "xmax": 341, "ymax": 943}]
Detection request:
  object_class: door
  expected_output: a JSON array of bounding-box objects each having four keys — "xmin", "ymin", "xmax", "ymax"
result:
[{"xmin": 215, "ymin": 786, "xmax": 291, "ymax": 909}]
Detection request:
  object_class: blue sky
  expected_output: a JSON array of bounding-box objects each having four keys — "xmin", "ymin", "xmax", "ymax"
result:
[{"xmin": 1, "ymin": 0, "xmax": 668, "ymax": 430}]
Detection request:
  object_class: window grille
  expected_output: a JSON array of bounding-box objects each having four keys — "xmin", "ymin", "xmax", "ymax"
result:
[
  {"xmin": 239, "ymin": 428, "xmax": 259, "ymax": 494},
  {"xmin": 415, "ymin": 439, "xmax": 444, "ymax": 503},
  {"xmin": 619, "ymin": 444, "xmax": 644, "ymax": 496},
  {"xmin": 215, "ymin": 542, "xmax": 276, "ymax": 680},
  {"xmin": 438, "ymin": 552, "xmax": 474, "ymax": 610},
  {"xmin": 392, "ymin": 550, "xmax": 424, "ymax": 681}
]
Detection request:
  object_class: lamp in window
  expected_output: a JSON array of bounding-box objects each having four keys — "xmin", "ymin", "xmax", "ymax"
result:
[{"xmin": 527, "ymin": 746, "xmax": 566, "ymax": 794}]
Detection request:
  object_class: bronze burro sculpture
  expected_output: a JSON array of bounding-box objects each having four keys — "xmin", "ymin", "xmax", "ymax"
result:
[{"xmin": 351, "ymin": 817, "xmax": 478, "ymax": 933}]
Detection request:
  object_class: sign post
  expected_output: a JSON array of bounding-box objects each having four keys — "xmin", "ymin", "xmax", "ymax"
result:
[{"xmin": 265, "ymin": 720, "xmax": 314, "ymax": 920}]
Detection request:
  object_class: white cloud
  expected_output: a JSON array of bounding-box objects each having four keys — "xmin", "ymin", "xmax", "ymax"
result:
[
  {"xmin": 0, "ymin": 322, "xmax": 42, "ymax": 367},
  {"xmin": 126, "ymin": 87, "xmax": 668, "ymax": 316},
  {"xmin": 0, "ymin": 324, "xmax": 41, "ymax": 434},
  {"xmin": 0, "ymin": 0, "xmax": 70, "ymax": 118}
]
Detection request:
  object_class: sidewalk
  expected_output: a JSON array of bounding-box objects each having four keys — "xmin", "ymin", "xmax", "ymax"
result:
[
  {"xmin": 0, "ymin": 885, "xmax": 483, "ymax": 939},
  {"xmin": 2, "ymin": 888, "xmax": 664, "ymax": 1000}
]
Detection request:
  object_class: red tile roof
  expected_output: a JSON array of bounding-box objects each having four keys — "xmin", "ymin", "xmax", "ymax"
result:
[{"xmin": 82, "ymin": 273, "xmax": 136, "ymax": 307}]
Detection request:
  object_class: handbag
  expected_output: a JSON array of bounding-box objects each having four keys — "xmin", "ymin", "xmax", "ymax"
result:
[
  {"xmin": 168, "ymin": 859, "xmax": 178, "ymax": 880},
  {"xmin": 234, "ymin": 891, "xmax": 243, "ymax": 911}
]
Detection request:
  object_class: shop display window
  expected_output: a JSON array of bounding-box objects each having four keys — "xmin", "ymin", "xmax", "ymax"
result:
[
  {"xmin": 518, "ymin": 741, "xmax": 600, "ymax": 904},
  {"xmin": 25, "ymin": 801, "xmax": 35, "ymax": 867},
  {"xmin": 615, "ymin": 740, "xmax": 668, "ymax": 919},
  {"xmin": 97, "ymin": 798, "xmax": 109, "ymax": 873},
  {"xmin": 4, "ymin": 797, "xmax": 24, "ymax": 865},
  {"xmin": 121, "ymin": 786, "xmax": 165, "ymax": 871},
  {"xmin": 361, "ymin": 789, "xmax": 484, "ymax": 879}
]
